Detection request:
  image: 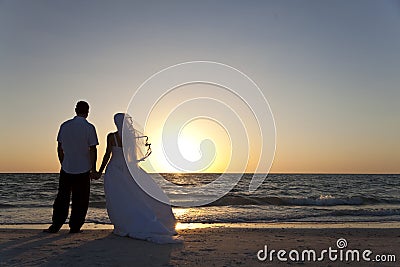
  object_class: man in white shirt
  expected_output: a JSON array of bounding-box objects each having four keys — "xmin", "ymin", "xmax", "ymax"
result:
[{"xmin": 44, "ymin": 101, "xmax": 99, "ymax": 233}]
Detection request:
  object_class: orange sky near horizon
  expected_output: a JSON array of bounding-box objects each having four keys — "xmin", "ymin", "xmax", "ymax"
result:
[{"xmin": 1, "ymin": 119, "xmax": 399, "ymax": 174}]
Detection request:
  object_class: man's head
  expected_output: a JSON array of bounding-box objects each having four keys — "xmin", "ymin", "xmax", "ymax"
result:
[{"xmin": 75, "ymin": 101, "xmax": 89, "ymax": 117}]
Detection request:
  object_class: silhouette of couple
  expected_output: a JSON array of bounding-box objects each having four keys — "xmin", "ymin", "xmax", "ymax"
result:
[{"xmin": 44, "ymin": 101, "xmax": 181, "ymax": 243}]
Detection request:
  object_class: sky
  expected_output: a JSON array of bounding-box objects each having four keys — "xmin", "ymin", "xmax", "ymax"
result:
[{"xmin": 0, "ymin": 0, "xmax": 399, "ymax": 173}]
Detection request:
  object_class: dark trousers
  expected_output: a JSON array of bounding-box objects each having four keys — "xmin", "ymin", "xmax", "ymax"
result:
[{"xmin": 51, "ymin": 169, "xmax": 90, "ymax": 231}]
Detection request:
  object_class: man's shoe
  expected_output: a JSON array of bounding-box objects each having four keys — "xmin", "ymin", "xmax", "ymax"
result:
[{"xmin": 43, "ymin": 226, "xmax": 59, "ymax": 233}]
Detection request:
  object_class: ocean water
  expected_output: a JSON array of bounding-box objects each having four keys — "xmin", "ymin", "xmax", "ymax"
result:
[{"xmin": 0, "ymin": 173, "xmax": 399, "ymax": 225}]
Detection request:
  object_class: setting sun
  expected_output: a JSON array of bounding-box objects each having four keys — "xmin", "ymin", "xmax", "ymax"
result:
[{"xmin": 141, "ymin": 116, "xmax": 232, "ymax": 173}]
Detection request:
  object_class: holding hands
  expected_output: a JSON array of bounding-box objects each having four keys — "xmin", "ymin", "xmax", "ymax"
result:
[{"xmin": 90, "ymin": 171, "xmax": 102, "ymax": 180}]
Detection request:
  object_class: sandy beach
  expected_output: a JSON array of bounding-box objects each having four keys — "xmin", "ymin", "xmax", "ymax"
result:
[{"xmin": 0, "ymin": 223, "xmax": 399, "ymax": 267}]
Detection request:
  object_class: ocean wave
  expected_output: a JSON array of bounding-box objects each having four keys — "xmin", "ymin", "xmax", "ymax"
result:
[
  {"xmin": 0, "ymin": 203, "xmax": 53, "ymax": 209},
  {"xmin": 208, "ymin": 195, "xmax": 400, "ymax": 207},
  {"xmin": 0, "ymin": 201, "xmax": 108, "ymax": 209},
  {"xmin": 0, "ymin": 203, "xmax": 15, "ymax": 209},
  {"xmin": 174, "ymin": 208, "xmax": 400, "ymax": 224},
  {"xmin": 90, "ymin": 201, "xmax": 106, "ymax": 208},
  {"xmin": 2, "ymin": 195, "xmax": 399, "ymax": 209},
  {"xmin": 328, "ymin": 208, "xmax": 400, "ymax": 217}
]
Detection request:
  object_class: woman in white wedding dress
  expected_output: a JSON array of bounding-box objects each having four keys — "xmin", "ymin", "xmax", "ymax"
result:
[{"xmin": 98, "ymin": 113, "xmax": 181, "ymax": 244}]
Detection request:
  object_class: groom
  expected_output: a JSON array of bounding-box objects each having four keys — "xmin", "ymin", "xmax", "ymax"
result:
[{"xmin": 44, "ymin": 101, "xmax": 99, "ymax": 233}]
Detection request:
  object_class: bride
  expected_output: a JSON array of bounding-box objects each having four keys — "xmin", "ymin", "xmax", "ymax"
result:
[{"xmin": 97, "ymin": 113, "xmax": 181, "ymax": 243}]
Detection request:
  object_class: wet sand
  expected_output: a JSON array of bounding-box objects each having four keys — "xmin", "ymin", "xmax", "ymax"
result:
[{"xmin": 0, "ymin": 223, "xmax": 399, "ymax": 266}]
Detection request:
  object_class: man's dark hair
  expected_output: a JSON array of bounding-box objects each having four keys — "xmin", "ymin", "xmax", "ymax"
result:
[{"xmin": 75, "ymin": 101, "xmax": 89, "ymax": 115}]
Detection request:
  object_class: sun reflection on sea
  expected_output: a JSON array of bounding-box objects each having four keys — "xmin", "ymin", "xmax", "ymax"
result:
[{"xmin": 173, "ymin": 208, "xmax": 214, "ymax": 230}]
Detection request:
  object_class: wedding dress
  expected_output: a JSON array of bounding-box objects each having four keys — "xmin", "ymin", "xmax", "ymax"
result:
[{"xmin": 104, "ymin": 114, "xmax": 181, "ymax": 244}]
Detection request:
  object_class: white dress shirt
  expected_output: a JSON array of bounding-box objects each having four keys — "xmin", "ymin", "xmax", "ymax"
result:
[{"xmin": 57, "ymin": 116, "xmax": 98, "ymax": 174}]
